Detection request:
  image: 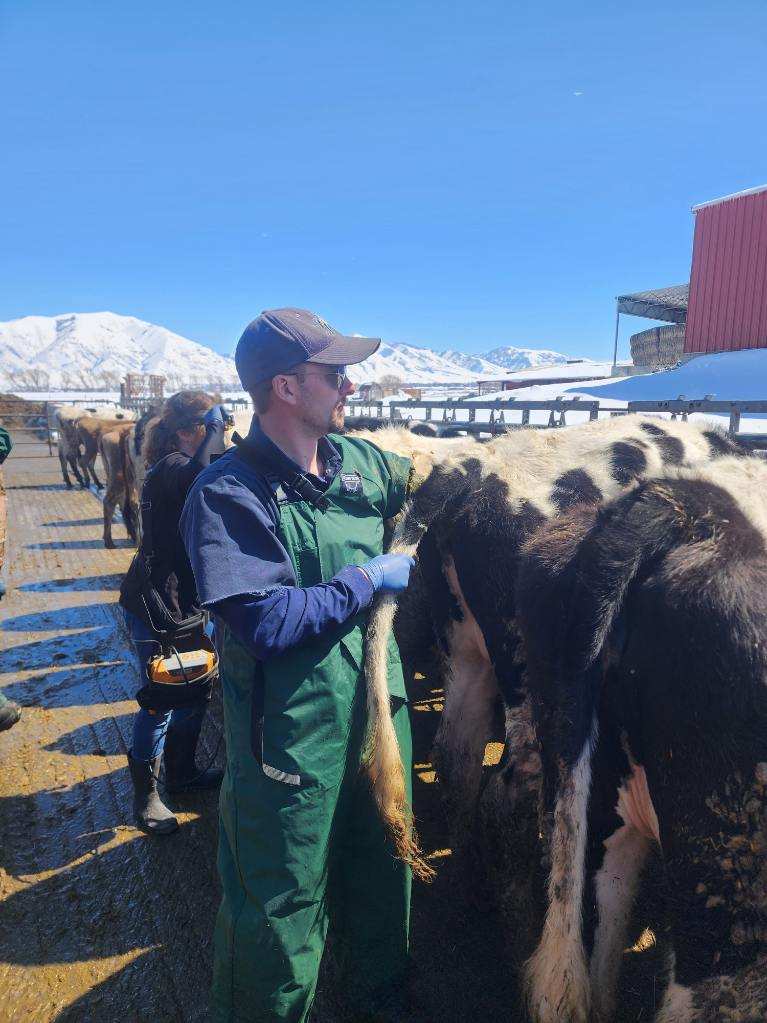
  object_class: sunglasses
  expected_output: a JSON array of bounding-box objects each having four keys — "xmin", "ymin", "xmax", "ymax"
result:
[{"xmin": 287, "ymin": 366, "xmax": 348, "ymax": 391}]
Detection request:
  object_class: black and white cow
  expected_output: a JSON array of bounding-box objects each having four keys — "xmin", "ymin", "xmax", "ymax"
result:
[
  {"xmin": 517, "ymin": 455, "xmax": 767, "ymax": 1022},
  {"xmin": 362, "ymin": 416, "xmax": 749, "ymax": 882}
]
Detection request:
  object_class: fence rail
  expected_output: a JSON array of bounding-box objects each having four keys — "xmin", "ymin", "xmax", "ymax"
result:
[
  {"xmin": 0, "ymin": 401, "xmax": 54, "ymax": 456},
  {"xmin": 0, "ymin": 398, "xmax": 138, "ymax": 458},
  {"xmin": 345, "ymin": 397, "xmax": 767, "ymax": 443},
  {"xmin": 3, "ymin": 395, "xmax": 767, "ymax": 458}
]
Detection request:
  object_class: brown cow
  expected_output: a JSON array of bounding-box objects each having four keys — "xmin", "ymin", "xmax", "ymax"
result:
[
  {"xmin": 55, "ymin": 405, "xmax": 135, "ymax": 488},
  {"xmin": 76, "ymin": 415, "xmax": 136, "ymax": 490},
  {"xmin": 99, "ymin": 423, "xmax": 139, "ymax": 548},
  {"xmin": 54, "ymin": 405, "xmax": 88, "ymax": 487}
]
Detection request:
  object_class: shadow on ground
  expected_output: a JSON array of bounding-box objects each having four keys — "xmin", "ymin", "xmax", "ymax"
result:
[
  {"xmin": 18, "ymin": 573, "xmax": 125, "ymax": 593},
  {"xmin": 26, "ymin": 538, "xmax": 134, "ymax": 551},
  {"xmin": 41, "ymin": 518, "xmax": 104, "ymax": 528}
]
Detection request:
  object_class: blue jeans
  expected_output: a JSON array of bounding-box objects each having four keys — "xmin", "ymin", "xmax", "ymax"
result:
[{"xmin": 125, "ymin": 611, "xmax": 209, "ymax": 763}]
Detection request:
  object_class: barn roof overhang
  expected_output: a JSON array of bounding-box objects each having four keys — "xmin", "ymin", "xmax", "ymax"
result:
[
  {"xmin": 692, "ymin": 183, "xmax": 767, "ymax": 212},
  {"xmin": 615, "ymin": 284, "xmax": 689, "ymax": 324}
]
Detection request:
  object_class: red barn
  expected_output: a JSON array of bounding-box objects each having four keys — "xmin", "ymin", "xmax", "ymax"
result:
[{"xmin": 685, "ymin": 185, "xmax": 767, "ymax": 355}]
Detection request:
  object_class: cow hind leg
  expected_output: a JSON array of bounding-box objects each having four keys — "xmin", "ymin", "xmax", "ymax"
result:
[
  {"xmin": 102, "ymin": 485, "xmax": 118, "ymax": 548},
  {"xmin": 432, "ymin": 640, "xmax": 497, "ymax": 850},
  {"xmin": 69, "ymin": 455, "xmax": 86, "ymax": 487},
  {"xmin": 58, "ymin": 449, "xmax": 72, "ymax": 487},
  {"xmin": 122, "ymin": 497, "xmax": 138, "ymax": 544},
  {"xmin": 431, "ymin": 556, "xmax": 500, "ymax": 846},
  {"xmin": 590, "ymin": 822, "xmax": 652, "ymax": 1021},
  {"xmin": 524, "ymin": 720, "xmax": 596, "ymax": 1023},
  {"xmin": 77, "ymin": 452, "xmax": 91, "ymax": 487},
  {"xmin": 655, "ymin": 962, "xmax": 694, "ymax": 1023}
]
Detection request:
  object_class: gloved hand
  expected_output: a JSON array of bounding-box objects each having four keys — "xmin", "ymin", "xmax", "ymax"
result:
[
  {"xmin": 359, "ymin": 554, "xmax": 415, "ymax": 593},
  {"xmin": 203, "ymin": 404, "xmax": 226, "ymax": 428}
]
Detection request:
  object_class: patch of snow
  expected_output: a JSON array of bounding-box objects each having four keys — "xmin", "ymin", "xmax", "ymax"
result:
[{"xmin": 566, "ymin": 349, "xmax": 767, "ymax": 402}]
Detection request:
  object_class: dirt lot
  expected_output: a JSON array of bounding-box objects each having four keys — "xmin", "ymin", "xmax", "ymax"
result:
[{"xmin": 0, "ymin": 445, "xmax": 525, "ymax": 1023}]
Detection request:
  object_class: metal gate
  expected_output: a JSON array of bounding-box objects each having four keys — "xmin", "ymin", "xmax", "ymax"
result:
[{"xmin": 0, "ymin": 399, "xmax": 54, "ymax": 457}]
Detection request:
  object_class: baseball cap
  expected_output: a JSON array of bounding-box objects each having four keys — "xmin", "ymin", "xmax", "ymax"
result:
[{"xmin": 235, "ymin": 308, "xmax": 380, "ymax": 390}]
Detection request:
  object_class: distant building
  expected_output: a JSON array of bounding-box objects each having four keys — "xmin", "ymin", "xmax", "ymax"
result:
[
  {"xmin": 476, "ymin": 362, "xmax": 613, "ymax": 395},
  {"xmin": 356, "ymin": 383, "xmax": 422, "ymax": 401},
  {"xmin": 616, "ymin": 183, "xmax": 767, "ymax": 370},
  {"xmin": 120, "ymin": 373, "xmax": 165, "ymax": 403}
]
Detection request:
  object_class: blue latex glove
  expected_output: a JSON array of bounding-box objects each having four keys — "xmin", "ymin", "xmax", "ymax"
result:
[
  {"xmin": 359, "ymin": 554, "xmax": 415, "ymax": 593},
  {"xmin": 203, "ymin": 404, "xmax": 226, "ymax": 428}
]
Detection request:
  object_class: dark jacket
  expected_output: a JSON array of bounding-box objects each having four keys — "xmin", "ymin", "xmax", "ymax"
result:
[{"xmin": 120, "ymin": 421, "xmax": 225, "ymax": 621}]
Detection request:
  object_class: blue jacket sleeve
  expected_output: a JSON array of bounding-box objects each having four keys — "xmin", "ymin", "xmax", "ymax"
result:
[{"xmin": 216, "ymin": 565, "xmax": 374, "ymax": 659}]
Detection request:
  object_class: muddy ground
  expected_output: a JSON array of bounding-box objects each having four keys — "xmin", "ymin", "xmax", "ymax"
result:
[{"xmin": 0, "ymin": 443, "xmax": 661, "ymax": 1022}]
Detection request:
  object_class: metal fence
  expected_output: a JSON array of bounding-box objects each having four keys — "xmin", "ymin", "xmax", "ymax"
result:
[
  {"xmin": 345, "ymin": 397, "xmax": 767, "ymax": 445},
  {"xmin": 4, "ymin": 395, "xmax": 767, "ymax": 457},
  {"xmin": 0, "ymin": 398, "xmax": 137, "ymax": 458},
  {"xmin": 0, "ymin": 400, "xmax": 54, "ymax": 457}
]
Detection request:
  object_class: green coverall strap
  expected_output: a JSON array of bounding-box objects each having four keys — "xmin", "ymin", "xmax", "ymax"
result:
[
  {"xmin": 212, "ymin": 435, "xmax": 414, "ymax": 1023},
  {"xmin": 0, "ymin": 427, "xmax": 12, "ymax": 466}
]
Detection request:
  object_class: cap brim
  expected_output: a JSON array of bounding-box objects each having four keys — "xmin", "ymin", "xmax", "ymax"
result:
[{"xmin": 307, "ymin": 334, "xmax": 380, "ymax": 366}]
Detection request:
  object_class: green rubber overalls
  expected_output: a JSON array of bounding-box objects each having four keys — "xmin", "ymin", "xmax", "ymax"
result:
[{"xmin": 211, "ymin": 436, "xmax": 413, "ymax": 1023}]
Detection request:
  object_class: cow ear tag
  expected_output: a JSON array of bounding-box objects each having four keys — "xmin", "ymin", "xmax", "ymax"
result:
[{"xmin": 340, "ymin": 472, "xmax": 362, "ymax": 495}]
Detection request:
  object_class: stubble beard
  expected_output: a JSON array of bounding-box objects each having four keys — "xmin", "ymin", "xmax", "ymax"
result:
[
  {"xmin": 300, "ymin": 401, "xmax": 345, "ymax": 437},
  {"xmin": 329, "ymin": 403, "xmax": 345, "ymax": 432}
]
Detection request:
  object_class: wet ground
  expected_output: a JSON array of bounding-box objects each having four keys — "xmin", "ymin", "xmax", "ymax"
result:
[{"xmin": 0, "ymin": 444, "xmax": 523, "ymax": 1023}]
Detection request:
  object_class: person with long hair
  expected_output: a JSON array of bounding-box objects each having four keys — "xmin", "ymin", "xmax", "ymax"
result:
[{"xmin": 119, "ymin": 390, "xmax": 227, "ymax": 834}]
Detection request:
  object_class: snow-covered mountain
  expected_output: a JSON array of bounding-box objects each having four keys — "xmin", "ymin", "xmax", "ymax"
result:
[
  {"xmin": 0, "ymin": 311, "xmax": 573, "ymax": 390},
  {"xmin": 483, "ymin": 345, "xmax": 569, "ymax": 372},
  {"xmin": 345, "ymin": 342, "xmax": 504, "ymax": 385},
  {"xmin": 347, "ymin": 341, "xmax": 570, "ymax": 384},
  {"xmin": 0, "ymin": 311, "xmax": 240, "ymax": 391},
  {"xmin": 438, "ymin": 349, "xmax": 520, "ymax": 377}
]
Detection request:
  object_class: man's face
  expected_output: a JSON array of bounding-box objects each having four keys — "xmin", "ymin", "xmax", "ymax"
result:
[{"xmin": 295, "ymin": 364, "xmax": 355, "ymax": 434}]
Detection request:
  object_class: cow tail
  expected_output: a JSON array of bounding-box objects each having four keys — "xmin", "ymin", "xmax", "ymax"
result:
[
  {"xmin": 120, "ymin": 432, "xmax": 138, "ymax": 543},
  {"xmin": 363, "ymin": 504, "xmax": 435, "ymax": 882}
]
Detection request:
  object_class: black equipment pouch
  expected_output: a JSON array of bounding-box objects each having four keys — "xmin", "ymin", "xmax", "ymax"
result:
[{"xmin": 131, "ymin": 463, "xmax": 218, "ymax": 711}]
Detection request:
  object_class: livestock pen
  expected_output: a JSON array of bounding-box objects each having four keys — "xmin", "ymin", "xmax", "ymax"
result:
[
  {"xmin": 1, "ymin": 414, "xmax": 761, "ymax": 1021},
  {"xmin": 0, "ymin": 440, "xmax": 527, "ymax": 1021}
]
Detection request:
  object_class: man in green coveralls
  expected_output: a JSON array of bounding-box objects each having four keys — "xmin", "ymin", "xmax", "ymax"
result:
[{"xmin": 181, "ymin": 309, "xmax": 416, "ymax": 1022}]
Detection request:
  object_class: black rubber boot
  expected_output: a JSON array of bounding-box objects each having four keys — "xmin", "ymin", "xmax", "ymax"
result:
[
  {"xmin": 163, "ymin": 712, "xmax": 224, "ymax": 793},
  {"xmin": 0, "ymin": 695, "xmax": 21, "ymax": 733},
  {"xmin": 128, "ymin": 752, "xmax": 179, "ymax": 834}
]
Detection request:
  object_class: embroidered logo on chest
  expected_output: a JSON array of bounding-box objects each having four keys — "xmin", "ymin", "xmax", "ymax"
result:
[{"xmin": 340, "ymin": 472, "xmax": 362, "ymax": 495}]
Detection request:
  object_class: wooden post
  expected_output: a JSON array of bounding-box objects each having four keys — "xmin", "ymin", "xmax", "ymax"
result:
[
  {"xmin": 45, "ymin": 401, "xmax": 53, "ymax": 456},
  {"xmin": 612, "ymin": 308, "xmax": 621, "ymax": 369}
]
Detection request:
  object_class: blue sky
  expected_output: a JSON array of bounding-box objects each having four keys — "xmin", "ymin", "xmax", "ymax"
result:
[{"xmin": 2, "ymin": 1, "xmax": 766, "ymax": 361}]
